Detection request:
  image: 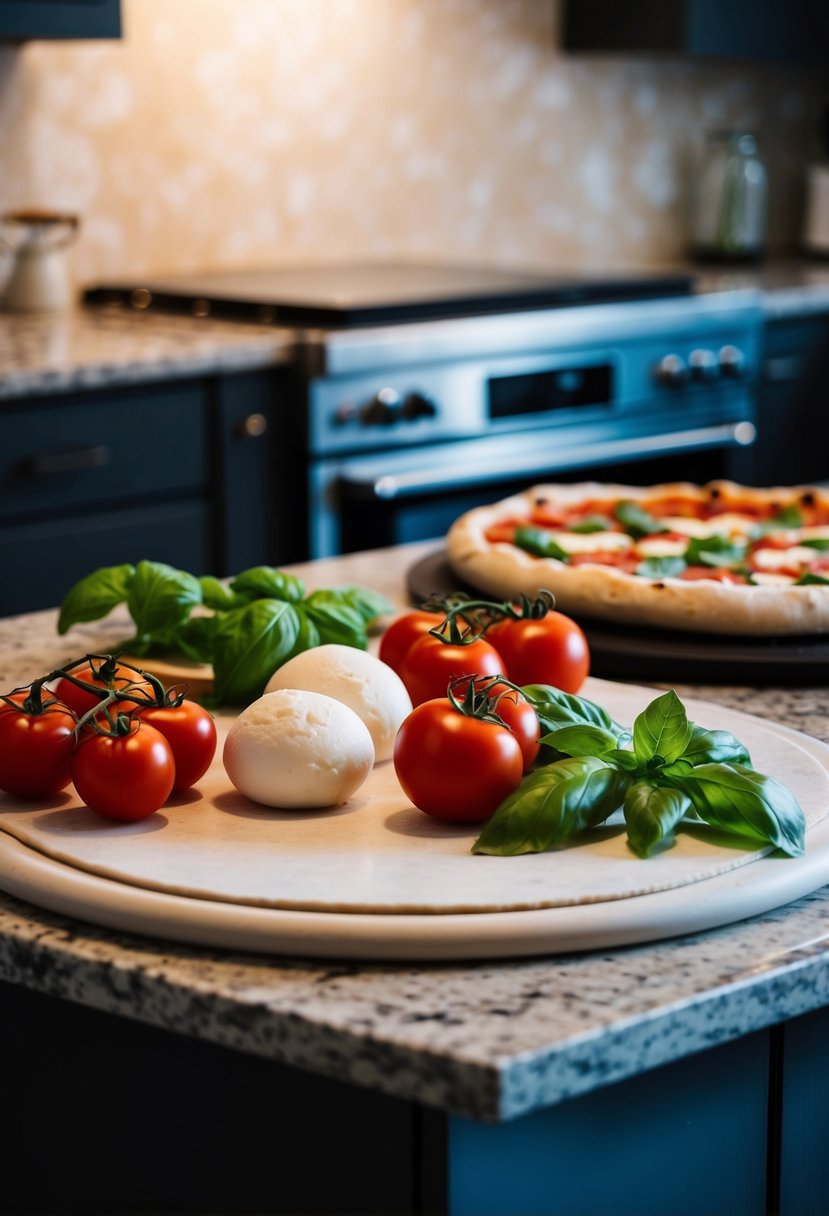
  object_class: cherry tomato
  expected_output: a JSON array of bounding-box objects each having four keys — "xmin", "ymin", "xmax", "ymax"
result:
[
  {"xmin": 679, "ymin": 566, "xmax": 748, "ymax": 584},
  {"xmin": 453, "ymin": 679, "xmax": 540, "ymax": 772},
  {"xmin": 71, "ymin": 721, "xmax": 175, "ymax": 821},
  {"xmin": 486, "ymin": 613, "xmax": 590, "ymax": 694},
  {"xmin": 0, "ymin": 697, "xmax": 76, "ymax": 799},
  {"xmin": 399, "ymin": 633, "xmax": 507, "ymax": 707},
  {"xmin": 378, "ymin": 610, "xmax": 443, "ymax": 675},
  {"xmin": 394, "ymin": 698, "xmax": 524, "ymax": 822},
  {"xmin": 54, "ymin": 661, "xmax": 153, "ymax": 720},
  {"xmin": 136, "ymin": 700, "xmax": 217, "ymax": 790}
]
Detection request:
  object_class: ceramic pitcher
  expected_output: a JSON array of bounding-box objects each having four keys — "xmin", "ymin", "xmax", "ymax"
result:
[{"xmin": 1, "ymin": 210, "xmax": 80, "ymax": 312}]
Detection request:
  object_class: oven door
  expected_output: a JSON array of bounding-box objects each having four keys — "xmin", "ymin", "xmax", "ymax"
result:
[{"xmin": 309, "ymin": 416, "xmax": 756, "ymax": 558}]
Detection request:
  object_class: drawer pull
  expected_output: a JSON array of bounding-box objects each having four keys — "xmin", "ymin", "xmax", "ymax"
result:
[
  {"xmin": 237, "ymin": 413, "xmax": 268, "ymax": 438},
  {"xmin": 26, "ymin": 445, "xmax": 112, "ymax": 476}
]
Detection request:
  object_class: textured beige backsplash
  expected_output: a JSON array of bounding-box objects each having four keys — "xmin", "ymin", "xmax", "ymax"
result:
[{"xmin": 0, "ymin": 0, "xmax": 825, "ymax": 290}]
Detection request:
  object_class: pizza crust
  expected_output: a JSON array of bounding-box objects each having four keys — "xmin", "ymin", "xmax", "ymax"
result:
[{"xmin": 446, "ymin": 481, "xmax": 829, "ymax": 636}]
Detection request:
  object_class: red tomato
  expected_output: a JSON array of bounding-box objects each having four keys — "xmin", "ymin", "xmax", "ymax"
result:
[
  {"xmin": 394, "ymin": 698, "xmax": 524, "ymax": 822},
  {"xmin": 452, "ymin": 678, "xmax": 540, "ymax": 772},
  {"xmin": 679, "ymin": 566, "xmax": 747, "ymax": 584},
  {"xmin": 399, "ymin": 633, "xmax": 506, "ymax": 707},
  {"xmin": 54, "ymin": 661, "xmax": 153, "ymax": 720},
  {"xmin": 0, "ymin": 698, "xmax": 76, "ymax": 799},
  {"xmin": 486, "ymin": 613, "xmax": 590, "ymax": 694},
  {"xmin": 378, "ymin": 610, "xmax": 443, "ymax": 675},
  {"xmin": 71, "ymin": 721, "xmax": 175, "ymax": 821},
  {"xmin": 136, "ymin": 700, "xmax": 217, "ymax": 790}
]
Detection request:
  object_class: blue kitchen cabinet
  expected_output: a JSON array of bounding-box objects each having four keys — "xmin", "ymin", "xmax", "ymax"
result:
[
  {"xmin": 0, "ymin": 978, "xmax": 784, "ymax": 1216},
  {"xmin": 0, "ymin": 0, "xmax": 120, "ymax": 40},
  {"xmin": 0, "ymin": 368, "xmax": 285, "ymax": 616}
]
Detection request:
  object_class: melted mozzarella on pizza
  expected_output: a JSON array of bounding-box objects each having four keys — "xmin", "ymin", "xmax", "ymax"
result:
[
  {"xmin": 547, "ymin": 531, "xmax": 631, "ymax": 555},
  {"xmin": 635, "ymin": 537, "xmax": 688, "ymax": 558},
  {"xmin": 752, "ymin": 546, "xmax": 818, "ymax": 572}
]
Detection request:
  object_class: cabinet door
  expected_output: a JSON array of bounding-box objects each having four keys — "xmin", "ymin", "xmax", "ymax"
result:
[
  {"xmin": 0, "ymin": 0, "xmax": 121, "ymax": 39},
  {"xmin": 746, "ymin": 315, "xmax": 829, "ymax": 486},
  {"xmin": 779, "ymin": 1006, "xmax": 829, "ymax": 1216},
  {"xmin": 0, "ymin": 499, "xmax": 213, "ymax": 617}
]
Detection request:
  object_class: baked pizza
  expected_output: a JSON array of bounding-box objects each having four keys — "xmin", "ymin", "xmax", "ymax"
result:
[{"xmin": 446, "ymin": 480, "xmax": 829, "ymax": 636}]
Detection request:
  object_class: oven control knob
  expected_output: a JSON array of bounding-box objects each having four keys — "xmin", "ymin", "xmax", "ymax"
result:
[
  {"xmin": 688, "ymin": 348, "xmax": 720, "ymax": 382},
  {"xmin": 718, "ymin": 345, "xmax": 746, "ymax": 378},
  {"xmin": 654, "ymin": 353, "xmax": 688, "ymax": 386},
  {"xmin": 402, "ymin": 391, "xmax": 438, "ymax": 421},
  {"xmin": 360, "ymin": 387, "xmax": 403, "ymax": 426}
]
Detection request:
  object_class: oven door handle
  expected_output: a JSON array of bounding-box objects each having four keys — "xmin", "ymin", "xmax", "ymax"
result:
[{"xmin": 341, "ymin": 421, "xmax": 757, "ymax": 501}]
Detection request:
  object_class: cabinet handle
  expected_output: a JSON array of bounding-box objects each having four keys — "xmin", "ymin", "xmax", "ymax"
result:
[
  {"xmin": 25, "ymin": 445, "xmax": 112, "ymax": 476},
  {"xmin": 236, "ymin": 413, "xmax": 268, "ymax": 438}
]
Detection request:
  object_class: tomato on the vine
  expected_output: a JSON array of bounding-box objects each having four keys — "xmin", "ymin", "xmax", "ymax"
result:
[
  {"xmin": 0, "ymin": 696, "xmax": 76, "ymax": 799},
  {"xmin": 71, "ymin": 721, "xmax": 175, "ymax": 821},
  {"xmin": 378, "ymin": 610, "xmax": 443, "ymax": 675},
  {"xmin": 394, "ymin": 698, "xmax": 524, "ymax": 822},
  {"xmin": 398, "ymin": 633, "xmax": 506, "ymax": 707},
  {"xmin": 54, "ymin": 659, "xmax": 152, "ymax": 720},
  {"xmin": 452, "ymin": 678, "xmax": 540, "ymax": 773},
  {"xmin": 136, "ymin": 699, "xmax": 217, "ymax": 790},
  {"xmin": 486, "ymin": 612, "xmax": 590, "ymax": 694}
]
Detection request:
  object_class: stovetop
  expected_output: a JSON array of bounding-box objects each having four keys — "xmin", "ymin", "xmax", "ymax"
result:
[{"xmin": 84, "ymin": 261, "xmax": 695, "ymax": 328}]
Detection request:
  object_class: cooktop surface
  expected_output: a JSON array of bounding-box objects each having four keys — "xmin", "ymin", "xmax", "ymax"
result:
[{"xmin": 84, "ymin": 261, "xmax": 694, "ymax": 328}]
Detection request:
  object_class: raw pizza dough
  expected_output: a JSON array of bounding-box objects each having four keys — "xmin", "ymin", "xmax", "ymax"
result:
[{"xmin": 446, "ymin": 480, "xmax": 829, "ymax": 635}]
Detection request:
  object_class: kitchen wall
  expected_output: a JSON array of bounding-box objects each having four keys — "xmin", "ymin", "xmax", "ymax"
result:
[{"xmin": 0, "ymin": 0, "xmax": 826, "ymax": 287}]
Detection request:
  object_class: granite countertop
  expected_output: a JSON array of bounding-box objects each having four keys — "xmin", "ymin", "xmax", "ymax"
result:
[
  {"xmin": 1, "ymin": 260, "xmax": 828, "ymax": 401},
  {"xmin": 2, "ymin": 541, "xmax": 829, "ymax": 1123},
  {"xmin": 0, "ymin": 306, "xmax": 295, "ymax": 400}
]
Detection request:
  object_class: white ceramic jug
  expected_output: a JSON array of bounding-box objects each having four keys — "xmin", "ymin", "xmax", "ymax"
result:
[{"xmin": 1, "ymin": 210, "xmax": 79, "ymax": 312}]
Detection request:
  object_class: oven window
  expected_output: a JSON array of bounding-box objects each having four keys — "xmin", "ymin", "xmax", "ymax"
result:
[{"xmin": 488, "ymin": 364, "xmax": 612, "ymax": 419}]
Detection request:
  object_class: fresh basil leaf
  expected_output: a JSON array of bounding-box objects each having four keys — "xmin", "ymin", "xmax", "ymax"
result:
[
  {"xmin": 632, "ymin": 690, "xmax": 691, "ymax": 766},
  {"xmin": 624, "ymin": 782, "xmax": 692, "ymax": 858},
  {"xmin": 540, "ymin": 724, "xmax": 620, "ymax": 758},
  {"xmin": 635, "ymin": 556, "xmax": 687, "ymax": 579},
  {"xmin": 288, "ymin": 603, "xmax": 321, "ymax": 659},
  {"xmin": 174, "ymin": 614, "xmax": 220, "ymax": 663},
  {"xmin": 334, "ymin": 585, "xmax": 394, "ymax": 625},
  {"xmin": 568, "ymin": 515, "xmax": 614, "ymax": 534},
  {"xmin": 521, "ymin": 685, "xmax": 625, "ymax": 735},
  {"xmin": 605, "ymin": 748, "xmax": 641, "ymax": 772},
  {"xmin": 199, "ymin": 576, "xmax": 247, "ymax": 612},
  {"xmin": 57, "ymin": 563, "xmax": 135, "ymax": 635},
  {"xmin": 211, "ymin": 599, "xmax": 301, "ymax": 704},
  {"xmin": 514, "ymin": 526, "xmax": 570, "ymax": 561},
  {"xmin": 799, "ymin": 537, "xmax": 829, "ymax": 551},
  {"xmin": 472, "ymin": 757, "xmax": 630, "ymax": 856},
  {"xmin": 126, "ymin": 561, "xmax": 202, "ymax": 645},
  {"xmin": 658, "ymin": 757, "xmax": 694, "ymax": 780},
  {"xmin": 748, "ymin": 506, "xmax": 804, "ymax": 539},
  {"xmin": 796, "ymin": 572, "xmax": 829, "ymax": 586},
  {"xmin": 685, "ymin": 535, "xmax": 747, "ymax": 568},
  {"xmin": 614, "ymin": 500, "xmax": 667, "ymax": 539},
  {"xmin": 682, "ymin": 723, "xmax": 751, "ymax": 767},
  {"xmin": 229, "ymin": 566, "xmax": 306, "ymax": 604},
  {"xmin": 678, "ymin": 762, "xmax": 805, "ymax": 856},
  {"xmin": 303, "ymin": 592, "xmax": 367, "ymax": 650}
]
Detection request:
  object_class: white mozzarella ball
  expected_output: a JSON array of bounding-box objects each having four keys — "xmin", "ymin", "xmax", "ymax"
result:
[
  {"xmin": 223, "ymin": 689, "xmax": 374, "ymax": 809},
  {"xmin": 264, "ymin": 644, "xmax": 412, "ymax": 762}
]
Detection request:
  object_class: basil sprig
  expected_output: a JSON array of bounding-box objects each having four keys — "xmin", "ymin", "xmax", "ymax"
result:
[
  {"xmin": 57, "ymin": 560, "xmax": 392, "ymax": 705},
  {"xmin": 473, "ymin": 688, "xmax": 805, "ymax": 859}
]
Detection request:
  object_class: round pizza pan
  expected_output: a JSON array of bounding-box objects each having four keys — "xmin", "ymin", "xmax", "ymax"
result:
[{"xmin": 407, "ymin": 549, "xmax": 829, "ymax": 685}]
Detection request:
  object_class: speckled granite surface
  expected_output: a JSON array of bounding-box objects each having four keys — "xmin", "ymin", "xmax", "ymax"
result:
[
  {"xmin": 0, "ymin": 306, "xmax": 293, "ymax": 400},
  {"xmin": 1, "ymin": 542, "xmax": 829, "ymax": 1122},
  {"xmin": 0, "ymin": 262, "xmax": 827, "ymax": 402}
]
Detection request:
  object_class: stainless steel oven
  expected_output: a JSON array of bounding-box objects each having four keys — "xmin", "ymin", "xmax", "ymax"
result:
[{"xmin": 294, "ymin": 290, "xmax": 763, "ymax": 558}]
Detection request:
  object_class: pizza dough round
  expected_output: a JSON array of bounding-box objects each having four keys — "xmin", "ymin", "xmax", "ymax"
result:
[{"xmin": 446, "ymin": 480, "xmax": 829, "ymax": 636}]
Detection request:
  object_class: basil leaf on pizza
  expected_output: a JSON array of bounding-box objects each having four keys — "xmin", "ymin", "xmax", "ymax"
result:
[
  {"xmin": 613, "ymin": 500, "xmax": 668, "ymax": 538},
  {"xmin": 685, "ymin": 534, "xmax": 748, "ymax": 569},
  {"xmin": 513, "ymin": 526, "xmax": 570, "ymax": 561},
  {"xmin": 635, "ymin": 556, "xmax": 686, "ymax": 579}
]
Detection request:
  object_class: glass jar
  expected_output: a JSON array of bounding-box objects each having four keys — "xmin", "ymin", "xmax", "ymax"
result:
[{"xmin": 690, "ymin": 130, "xmax": 768, "ymax": 261}]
